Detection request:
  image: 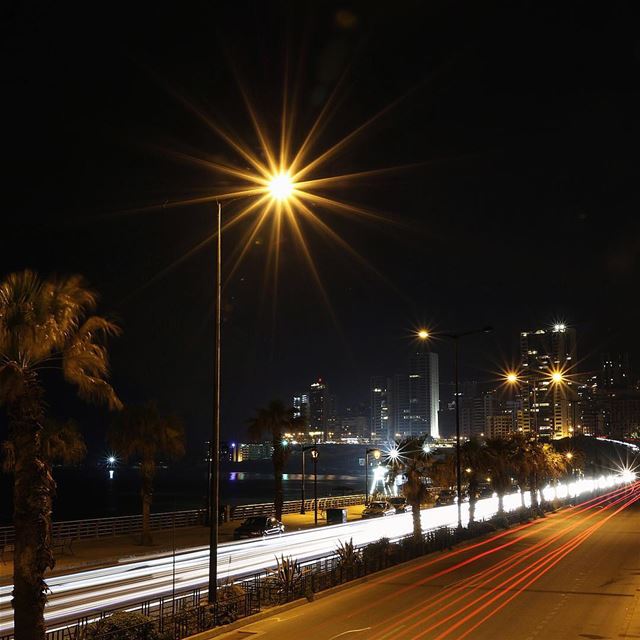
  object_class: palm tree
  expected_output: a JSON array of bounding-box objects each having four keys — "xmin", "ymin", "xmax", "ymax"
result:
[
  {"xmin": 510, "ymin": 433, "xmax": 535, "ymax": 508},
  {"xmin": 2, "ymin": 419, "xmax": 87, "ymax": 471},
  {"xmin": 108, "ymin": 403, "xmax": 185, "ymax": 545},
  {"xmin": 429, "ymin": 452, "xmax": 457, "ymax": 491},
  {"xmin": 389, "ymin": 438, "xmax": 431, "ymax": 541},
  {"xmin": 41, "ymin": 419, "xmax": 87, "ymax": 465},
  {"xmin": 539, "ymin": 444, "xmax": 567, "ymax": 502},
  {"xmin": 460, "ymin": 439, "xmax": 487, "ymax": 524},
  {"xmin": 247, "ymin": 400, "xmax": 299, "ymax": 520},
  {"xmin": 484, "ymin": 437, "xmax": 514, "ymax": 514},
  {"xmin": 0, "ymin": 270, "xmax": 121, "ymax": 640}
]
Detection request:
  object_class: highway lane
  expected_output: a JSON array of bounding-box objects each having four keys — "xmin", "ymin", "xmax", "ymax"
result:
[
  {"xmin": 0, "ymin": 474, "xmax": 627, "ymax": 634},
  {"xmin": 214, "ymin": 481, "xmax": 640, "ymax": 640}
]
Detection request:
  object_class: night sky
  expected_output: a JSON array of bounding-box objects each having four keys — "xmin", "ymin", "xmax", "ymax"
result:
[{"xmin": 3, "ymin": 1, "xmax": 639, "ymax": 451}]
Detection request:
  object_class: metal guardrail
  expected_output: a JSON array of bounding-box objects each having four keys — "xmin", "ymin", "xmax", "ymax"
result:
[
  {"xmin": 230, "ymin": 494, "xmax": 366, "ymax": 520},
  {"xmin": 0, "ymin": 510, "xmax": 205, "ymax": 547},
  {"xmin": 0, "ymin": 495, "xmax": 366, "ymax": 547}
]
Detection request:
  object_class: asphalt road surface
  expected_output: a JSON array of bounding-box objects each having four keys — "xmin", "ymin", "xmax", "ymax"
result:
[
  {"xmin": 217, "ymin": 482, "xmax": 640, "ymax": 640},
  {"xmin": 0, "ymin": 475, "xmax": 627, "ymax": 635}
]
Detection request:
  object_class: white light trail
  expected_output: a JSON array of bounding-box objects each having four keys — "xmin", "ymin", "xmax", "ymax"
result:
[{"xmin": 0, "ymin": 472, "xmax": 632, "ymax": 634}]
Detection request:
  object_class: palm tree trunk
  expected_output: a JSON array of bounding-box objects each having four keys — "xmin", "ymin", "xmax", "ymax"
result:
[
  {"xmin": 498, "ymin": 492, "xmax": 504, "ymax": 514},
  {"xmin": 11, "ymin": 385, "xmax": 55, "ymax": 640},
  {"xmin": 272, "ymin": 440, "xmax": 284, "ymax": 520},
  {"xmin": 411, "ymin": 500, "xmax": 422, "ymax": 541},
  {"xmin": 468, "ymin": 479, "xmax": 478, "ymax": 524},
  {"xmin": 140, "ymin": 460, "xmax": 154, "ymax": 545},
  {"xmin": 520, "ymin": 488, "xmax": 526, "ymax": 508},
  {"xmin": 529, "ymin": 472, "xmax": 539, "ymax": 510},
  {"xmin": 274, "ymin": 463, "xmax": 284, "ymax": 520}
]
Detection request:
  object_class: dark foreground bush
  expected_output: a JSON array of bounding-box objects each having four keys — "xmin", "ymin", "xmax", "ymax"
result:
[{"xmin": 85, "ymin": 611, "xmax": 169, "ymax": 640}]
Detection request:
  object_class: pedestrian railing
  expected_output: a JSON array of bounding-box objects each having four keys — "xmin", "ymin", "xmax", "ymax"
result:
[
  {"xmin": 0, "ymin": 510, "xmax": 206, "ymax": 547},
  {"xmin": 231, "ymin": 494, "xmax": 366, "ymax": 520},
  {"xmin": 0, "ymin": 494, "xmax": 366, "ymax": 547}
]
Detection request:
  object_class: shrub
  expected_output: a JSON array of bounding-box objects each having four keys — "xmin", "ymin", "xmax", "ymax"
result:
[
  {"xmin": 85, "ymin": 611, "xmax": 161, "ymax": 640},
  {"xmin": 335, "ymin": 538, "xmax": 362, "ymax": 569}
]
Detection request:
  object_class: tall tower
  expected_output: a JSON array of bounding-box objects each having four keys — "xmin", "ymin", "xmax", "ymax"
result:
[
  {"xmin": 370, "ymin": 376, "xmax": 392, "ymax": 443},
  {"xmin": 309, "ymin": 379, "xmax": 328, "ymax": 440},
  {"xmin": 393, "ymin": 350, "xmax": 439, "ymax": 439},
  {"xmin": 520, "ymin": 323, "xmax": 577, "ymax": 439}
]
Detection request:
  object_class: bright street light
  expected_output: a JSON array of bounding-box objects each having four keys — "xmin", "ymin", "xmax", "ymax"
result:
[
  {"xmin": 268, "ymin": 172, "xmax": 294, "ymax": 200},
  {"xmin": 551, "ymin": 370, "xmax": 564, "ymax": 384},
  {"xmin": 505, "ymin": 371, "xmax": 519, "ymax": 384},
  {"xmin": 417, "ymin": 329, "xmax": 429, "ymax": 340}
]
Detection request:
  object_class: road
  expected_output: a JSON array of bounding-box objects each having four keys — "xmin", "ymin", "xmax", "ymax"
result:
[
  {"xmin": 0, "ymin": 474, "xmax": 627, "ymax": 634},
  {"xmin": 217, "ymin": 481, "xmax": 640, "ymax": 640}
]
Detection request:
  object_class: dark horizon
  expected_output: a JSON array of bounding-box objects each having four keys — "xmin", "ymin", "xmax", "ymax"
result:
[{"xmin": 3, "ymin": 2, "xmax": 639, "ymax": 452}]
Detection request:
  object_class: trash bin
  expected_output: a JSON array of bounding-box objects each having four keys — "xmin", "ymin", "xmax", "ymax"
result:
[{"xmin": 326, "ymin": 508, "xmax": 347, "ymax": 525}]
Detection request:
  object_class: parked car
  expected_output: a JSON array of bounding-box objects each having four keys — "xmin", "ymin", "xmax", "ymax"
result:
[
  {"xmin": 435, "ymin": 490, "xmax": 457, "ymax": 506},
  {"xmin": 233, "ymin": 516, "xmax": 284, "ymax": 540},
  {"xmin": 388, "ymin": 497, "xmax": 412, "ymax": 513},
  {"xmin": 361, "ymin": 501, "xmax": 396, "ymax": 519},
  {"xmin": 476, "ymin": 484, "xmax": 494, "ymax": 499}
]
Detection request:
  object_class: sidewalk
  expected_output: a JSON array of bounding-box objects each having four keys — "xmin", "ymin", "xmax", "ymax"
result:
[{"xmin": 0, "ymin": 505, "xmax": 366, "ymax": 583}]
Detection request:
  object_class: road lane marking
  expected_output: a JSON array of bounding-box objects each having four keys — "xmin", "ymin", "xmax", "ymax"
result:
[{"xmin": 329, "ymin": 627, "xmax": 371, "ymax": 639}]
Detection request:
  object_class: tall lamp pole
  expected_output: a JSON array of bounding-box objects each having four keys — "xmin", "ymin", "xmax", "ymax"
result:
[
  {"xmin": 208, "ymin": 202, "xmax": 222, "ymax": 604},
  {"xmin": 311, "ymin": 447, "xmax": 319, "ymax": 525},
  {"xmin": 419, "ymin": 326, "xmax": 493, "ymax": 529},
  {"xmin": 300, "ymin": 445, "xmax": 315, "ymax": 514},
  {"xmin": 365, "ymin": 448, "xmax": 381, "ymax": 504}
]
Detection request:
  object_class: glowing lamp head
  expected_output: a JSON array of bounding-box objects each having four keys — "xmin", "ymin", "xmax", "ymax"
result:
[
  {"xmin": 565, "ymin": 452, "xmax": 573, "ymax": 460},
  {"xmin": 107, "ymin": 456, "xmax": 116, "ymax": 465},
  {"xmin": 268, "ymin": 172, "xmax": 293, "ymax": 201},
  {"xmin": 372, "ymin": 448, "xmax": 381, "ymax": 460},
  {"xmin": 505, "ymin": 372, "xmax": 519, "ymax": 384},
  {"xmin": 551, "ymin": 371, "xmax": 564, "ymax": 384},
  {"xmin": 417, "ymin": 329, "xmax": 429, "ymax": 340}
]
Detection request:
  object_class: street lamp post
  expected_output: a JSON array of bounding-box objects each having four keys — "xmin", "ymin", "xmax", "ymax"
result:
[
  {"xmin": 299, "ymin": 445, "xmax": 315, "ymax": 514},
  {"xmin": 311, "ymin": 447, "xmax": 319, "ymax": 525},
  {"xmin": 365, "ymin": 448, "xmax": 381, "ymax": 504},
  {"xmin": 208, "ymin": 202, "xmax": 222, "ymax": 604},
  {"xmin": 419, "ymin": 327, "xmax": 493, "ymax": 529},
  {"xmin": 207, "ymin": 176, "xmax": 298, "ymax": 602}
]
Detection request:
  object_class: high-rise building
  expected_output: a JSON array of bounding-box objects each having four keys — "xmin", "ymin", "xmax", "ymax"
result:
[
  {"xmin": 309, "ymin": 379, "xmax": 329, "ymax": 439},
  {"xmin": 370, "ymin": 376, "xmax": 392, "ymax": 442},
  {"xmin": 340, "ymin": 404, "xmax": 369, "ymax": 441},
  {"xmin": 393, "ymin": 350, "xmax": 439, "ymax": 439},
  {"xmin": 520, "ymin": 323, "xmax": 577, "ymax": 439},
  {"xmin": 600, "ymin": 353, "xmax": 632, "ymax": 389},
  {"xmin": 293, "ymin": 394, "xmax": 310, "ymax": 426}
]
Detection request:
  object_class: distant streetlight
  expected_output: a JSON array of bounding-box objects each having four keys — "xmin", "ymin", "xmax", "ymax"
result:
[
  {"xmin": 420, "ymin": 326, "xmax": 494, "ymax": 529},
  {"xmin": 299, "ymin": 445, "xmax": 316, "ymax": 514},
  {"xmin": 311, "ymin": 447, "xmax": 319, "ymax": 524},
  {"xmin": 365, "ymin": 447, "xmax": 381, "ymax": 504},
  {"xmin": 504, "ymin": 368, "xmax": 567, "ymax": 439}
]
